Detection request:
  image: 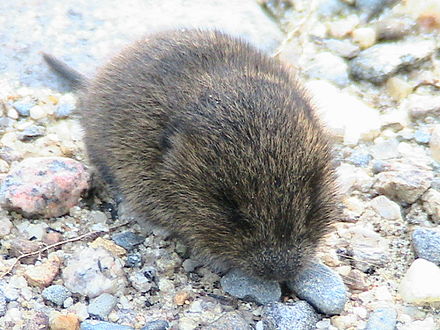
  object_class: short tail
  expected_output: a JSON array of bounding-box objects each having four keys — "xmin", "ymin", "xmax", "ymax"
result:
[{"xmin": 42, "ymin": 52, "xmax": 87, "ymax": 88}]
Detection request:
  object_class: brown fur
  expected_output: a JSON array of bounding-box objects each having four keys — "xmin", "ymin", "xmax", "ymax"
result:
[{"xmin": 45, "ymin": 29, "xmax": 339, "ymax": 281}]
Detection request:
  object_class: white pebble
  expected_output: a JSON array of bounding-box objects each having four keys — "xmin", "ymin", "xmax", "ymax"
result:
[
  {"xmin": 370, "ymin": 196, "xmax": 402, "ymax": 220},
  {"xmin": 29, "ymin": 105, "xmax": 46, "ymax": 120},
  {"xmin": 399, "ymin": 258, "xmax": 440, "ymax": 304}
]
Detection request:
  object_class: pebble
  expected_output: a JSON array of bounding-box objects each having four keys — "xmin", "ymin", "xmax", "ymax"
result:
[
  {"xmin": 0, "ymin": 216, "xmax": 13, "ymax": 238},
  {"xmin": 9, "ymin": 238, "xmax": 41, "ymax": 264},
  {"xmin": 370, "ymin": 195, "xmax": 402, "ymax": 220},
  {"xmin": 348, "ymin": 150, "xmax": 372, "ymax": 167},
  {"xmin": 0, "ymin": 290, "xmax": 6, "ymax": 317},
  {"xmin": 386, "ymin": 77, "xmax": 413, "ymax": 101},
  {"xmin": 349, "ymin": 40, "xmax": 435, "ymax": 84},
  {"xmin": 0, "ymin": 157, "xmax": 90, "ymax": 218},
  {"xmin": 287, "ymin": 262, "xmax": 347, "ymax": 315},
  {"xmin": 305, "ymin": 52, "xmax": 349, "ymax": 86},
  {"xmin": 16, "ymin": 220, "xmax": 47, "ymax": 240},
  {"xmin": 80, "ymin": 320, "xmax": 134, "ymax": 330},
  {"xmin": 405, "ymin": 95, "xmax": 440, "ymax": 119},
  {"xmin": 352, "ymin": 27, "xmax": 377, "ymax": 49},
  {"xmin": 421, "ymin": 189, "xmax": 440, "ymax": 222},
  {"xmin": 349, "ymin": 226, "xmax": 389, "ymax": 272},
  {"xmin": 24, "ymin": 254, "xmax": 61, "ymax": 288},
  {"xmin": 0, "ymin": 118, "xmax": 15, "ymax": 134},
  {"xmin": 365, "ymin": 308, "xmax": 397, "ymax": 330},
  {"xmin": 412, "ymin": 228, "xmax": 440, "ymax": 265},
  {"xmin": 402, "ymin": 0, "xmax": 440, "ymax": 30},
  {"xmin": 220, "ymin": 268, "xmax": 281, "ymax": 305},
  {"xmin": 90, "ymin": 237, "xmax": 127, "ymax": 257},
  {"xmin": 55, "ymin": 93, "xmax": 76, "ymax": 118},
  {"xmin": 262, "ymin": 301, "xmax": 320, "ymax": 330},
  {"xmin": 430, "ymin": 125, "xmax": 440, "ymax": 162},
  {"xmin": 414, "ymin": 130, "xmax": 431, "ymax": 144},
  {"xmin": 321, "ymin": 38, "xmax": 360, "ymax": 59},
  {"xmin": 128, "ymin": 268, "xmax": 155, "ymax": 292},
  {"xmin": 18, "ymin": 125, "xmax": 46, "ymax": 141},
  {"xmin": 355, "ymin": 0, "xmax": 397, "ymax": 21},
  {"xmin": 375, "ymin": 16, "xmax": 416, "ymax": 40},
  {"xmin": 374, "ymin": 162, "xmax": 433, "ymax": 204},
  {"xmin": 204, "ymin": 312, "xmax": 250, "ymax": 329},
  {"xmin": 11, "ymin": 100, "xmax": 34, "ymax": 116},
  {"xmin": 29, "ymin": 105, "xmax": 47, "ymax": 120},
  {"xmin": 112, "ymin": 231, "xmax": 145, "ymax": 251},
  {"xmin": 306, "ymin": 80, "xmax": 380, "ymax": 144},
  {"xmin": 50, "ymin": 312, "xmax": 80, "ymax": 330},
  {"xmin": 141, "ymin": 320, "xmax": 169, "ymax": 330},
  {"xmin": 174, "ymin": 291, "xmax": 190, "ymax": 306},
  {"xmin": 42, "ymin": 284, "xmax": 72, "ymax": 306},
  {"xmin": 399, "ymin": 258, "xmax": 440, "ymax": 304},
  {"xmin": 126, "ymin": 252, "xmax": 143, "ymax": 268},
  {"xmin": 88, "ymin": 293, "xmax": 118, "ymax": 320},
  {"xmin": 62, "ymin": 247, "xmax": 127, "ymax": 298}
]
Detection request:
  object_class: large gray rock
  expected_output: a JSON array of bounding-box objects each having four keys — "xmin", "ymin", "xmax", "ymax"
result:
[
  {"xmin": 412, "ymin": 228, "xmax": 440, "ymax": 265},
  {"xmin": 262, "ymin": 301, "xmax": 320, "ymax": 330},
  {"xmin": 365, "ymin": 308, "xmax": 397, "ymax": 330}
]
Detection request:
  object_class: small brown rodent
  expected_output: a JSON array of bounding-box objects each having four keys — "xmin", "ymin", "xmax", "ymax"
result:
[{"xmin": 44, "ymin": 29, "xmax": 339, "ymax": 281}]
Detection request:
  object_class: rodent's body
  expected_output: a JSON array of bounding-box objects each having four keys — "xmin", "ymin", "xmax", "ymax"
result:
[{"xmin": 45, "ymin": 29, "xmax": 339, "ymax": 281}]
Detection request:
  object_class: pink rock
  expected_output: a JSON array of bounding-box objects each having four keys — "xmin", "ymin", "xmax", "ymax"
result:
[{"xmin": 0, "ymin": 157, "xmax": 90, "ymax": 218}]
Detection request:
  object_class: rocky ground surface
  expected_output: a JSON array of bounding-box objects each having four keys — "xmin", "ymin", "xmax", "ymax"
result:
[{"xmin": 0, "ymin": 0, "xmax": 439, "ymax": 329}]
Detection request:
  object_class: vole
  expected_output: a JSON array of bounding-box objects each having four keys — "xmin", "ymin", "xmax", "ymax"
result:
[{"xmin": 44, "ymin": 29, "xmax": 339, "ymax": 281}]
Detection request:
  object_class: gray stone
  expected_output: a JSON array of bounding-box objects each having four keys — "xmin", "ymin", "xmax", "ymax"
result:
[
  {"xmin": 348, "ymin": 150, "xmax": 372, "ymax": 167},
  {"xmin": 11, "ymin": 100, "xmax": 34, "ymax": 116},
  {"xmin": 220, "ymin": 268, "xmax": 281, "ymax": 305},
  {"xmin": 141, "ymin": 320, "xmax": 169, "ymax": 330},
  {"xmin": 321, "ymin": 39, "xmax": 360, "ymax": 59},
  {"xmin": 407, "ymin": 95, "xmax": 440, "ymax": 120},
  {"xmin": 412, "ymin": 228, "xmax": 440, "ymax": 265},
  {"xmin": 0, "ymin": 117, "xmax": 15, "ymax": 133},
  {"xmin": 306, "ymin": 52, "xmax": 349, "ymax": 86},
  {"xmin": 80, "ymin": 320, "xmax": 134, "ymax": 330},
  {"xmin": 375, "ymin": 16, "xmax": 416, "ymax": 40},
  {"xmin": 287, "ymin": 262, "xmax": 347, "ymax": 315},
  {"xmin": 126, "ymin": 252, "xmax": 143, "ymax": 268},
  {"xmin": 112, "ymin": 231, "xmax": 144, "ymax": 251},
  {"xmin": 263, "ymin": 301, "xmax": 320, "ymax": 330},
  {"xmin": 414, "ymin": 130, "xmax": 431, "ymax": 144},
  {"xmin": 203, "ymin": 312, "xmax": 249, "ymax": 330},
  {"xmin": 18, "ymin": 125, "xmax": 46, "ymax": 141},
  {"xmin": 421, "ymin": 189, "xmax": 440, "ymax": 223},
  {"xmin": 365, "ymin": 308, "xmax": 397, "ymax": 330},
  {"xmin": 355, "ymin": 0, "xmax": 398, "ymax": 21},
  {"xmin": 42, "ymin": 285, "xmax": 71, "ymax": 306},
  {"xmin": 350, "ymin": 41, "xmax": 435, "ymax": 84},
  {"xmin": 88, "ymin": 293, "xmax": 118, "ymax": 320}
]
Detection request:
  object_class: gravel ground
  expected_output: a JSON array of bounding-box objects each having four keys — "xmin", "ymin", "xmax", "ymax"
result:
[{"xmin": 0, "ymin": 0, "xmax": 440, "ymax": 329}]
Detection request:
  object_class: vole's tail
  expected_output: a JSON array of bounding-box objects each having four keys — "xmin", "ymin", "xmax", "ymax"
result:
[{"xmin": 42, "ymin": 52, "xmax": 87, "ymax": 88}]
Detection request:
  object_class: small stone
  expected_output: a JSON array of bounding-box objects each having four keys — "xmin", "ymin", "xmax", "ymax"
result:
[
  {"xmin": 126, "ymin": 252, "xmax": 143, "ymax": 268},
  {"xmin": 90, "ymin": 237, "xmax": 126, "ymax": 257},
  {"xmin": 7, "ymin": 106, "xmax": 18, "ymax": 119},
  {"xmin": 55, "ymin": 94, "xmax": 76, "ymax": 118},
  {"xmin": 178, "ymin": 317, "xmax": 199, "ymax": 330},
  {"xmin": 421, "ymin": 189, "xmax": 440, "ymax": 222},
  {"xmin": 11, "ymin": 100, "xmax": 34, "ymax": 116},
  {"xmin": 352, "ymin": 27, "xmax": 377, "ymax": 49},
  {"xmin": 9, "ymin": 238, "xmax": 41, "ymax": 264},
  {"xmin": 287, "ymin": 262, "xmax": 347, "ymax": 315},
  {"xmin": 16, "ymin": 220, "xmax": 47, "ymax": 240},
  {"xmin": 0, "ymin": 157, "xmax": 90, "ymax": 218},
  {"xmin": 0, "ymin": 290, "xmax": 6, "ymax": 317},
  {"xmin": 348, "ymin": 150, "xmax": 372, "ymax": 167},
  {"xmin": 141, "ymin": 320, "xmax": 169, "ymax": 330},
  {"xmin": 18, "ymin": 125, "xmax": 46, "ymax": 141},
  {"xmin": 343, "ymin": 269, "xmax": 369, "ymax": 291},
  {"xmin": 0, "ymin": 117, "xmax": 14, "ymax": 134},
  {"xmin": 349, "ymin": 226, "xmax": 389, "ymax": 272},
  {"xmin": 375, "ymin": 16, "xmax": 416, "ymax": 40},
  {"xmin": 62, "ymin": 247, "xmax": 127, "ymax": 298},
  {"xmin": 0, "ymin": 216, "xmax": 13, "ymax": 237},
  {"xmin": 24, "ymin": 254, "xmax": 61, "ymax": 288},
  {"xmin": 365, "ymin": 308, "xmax": 397, "ymax": 330},
  {"xmin": 220, "ymin": 268, "xmax": 281, "ymax": 305},
  {"xmin": 42, "ymin": 284, "xmax": 72, "ymax": 306},
  {"xmin": 405, "ymin": 95, "xmax": 440, "ymax": 119},
  {"xmin": 386, "ymin": 77, "xmax": 413, "ymax": 101},
  {"xmin": 263, "ymin": 301, "xmax": 320, "ymax": 330},
  {"xmin": 80, "ymin": 320, "xmax": 134, "ymax": 330},
  {"xmin": 305, "ymin": 52, "xmax": 349, "ymax": 86},
  {"xmin": 402, "ymin": 0, "xmax": 440, "ymax": 30},
  {"xmin": 412, "ymin": 227, "xmax": 440, "ymax": 265},
  {"xmin": 327, "ymin": 15, "xmax": 359, "ymax": 38},
  {"xmin": 374, "ymin": 162, "xmax": 433, "ymax": 204},
  {"xmin": 43, "ymin": 231, "xmax": 63, "ymax": 245},
  {"xmin": 321, "ymin": 39, "xmax": 360, "ymax": 59},
  {"xmin": 111, "ymin": 231, "xmax": 144, "ymax": 251},
  {"xmin": 203, "ymin": 312, "xmax": 250, "ymax": 330},
  {"xmin": 29, "ymin": 105, "xmax": 47, "ymax": 120},
  {"xmin": 350, "ymin": 40, "xmax": 435, "ymax": 84},
  {"xmin": 430, "ymin": 125, "xmax": 440, "ymax": 162},
  {"xmin": 174, "ymin": 291, "xmax": 190, "ymax": 306},
  {"xmin": 414, "ymin": 130, "xmax": 431, "ymax": 144},
  {"xmin": 370, "ymin": 195, "xmax": 402, "ymax": 220},
  {"xmin": 88, "ymin": 293, "xmax": 117, "ymax": 320},
  {"xmin": 50, "ymin": 312, "xmax": 80, "ymax": 330},
  {"xmin": 398, "ymin": 258, "xmax": 440, "ymax": 304},
  {"xmin": 129, "ymin": 268, "xmax": 155, "ymax": 292},
  {"xmin": 355, "ymin": 0, "xmax": 398, "ymax": 20}
]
